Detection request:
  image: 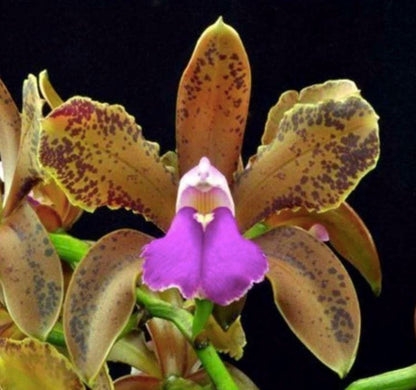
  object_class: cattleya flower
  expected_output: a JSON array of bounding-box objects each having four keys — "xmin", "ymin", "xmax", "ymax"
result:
[
  {"xmin": 112, "ymin": 289, "xmax": 258, "ymax": 390},
  {"xmin": 142, "ymin": 156, "xmax": 268, "ymax": 305},
  {"xmin": 36, "ymin": 17, "xmax": 380, "ymax": 386}
]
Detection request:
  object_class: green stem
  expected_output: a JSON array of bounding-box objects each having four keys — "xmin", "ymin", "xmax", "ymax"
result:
[
  {"xmin": 345, "ymin": 364, "xmax": 416, "ymax": 390},
  {"xmin": 193, "ymin": 299, "xmax": 214, "ymax": 338},
  {"xmin": 46, "ymin": 321, "xmax": 65, "ymax": 346},
  {"xmin": 49, "ymin": 232, "xmax": 91, "ymax": 268},
  {"xmin": 136, "ymin": 288, "xmax": 238, "ymax": 390}
]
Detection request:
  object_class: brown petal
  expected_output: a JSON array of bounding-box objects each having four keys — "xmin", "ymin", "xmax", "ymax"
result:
[
  {"xmin": 234, "ymin": 94, "xmax": 379, "ymax": 231},
  {"xmin": 0, "ymin": 202, "xmax": 63, "ymax": 339},
  {"xmin": 92, "ymin": 365, "xmax": 114, "ymax": 390},
  {"xmin": 255, "ymin": 226, "xmax": 360, "ymax": 377},
  {"xmin": 176, "ymin": 17, "xmax": 251, "ymax": 183},
  {"xmin": 3, "ymin": 75, "xmax": 45, "ymax": 217},
  {"xmin": 0, "ymin": 78, "xmax": 21, "ymax": 200},
  {"xmin": 114, "ymin": 375, "xmax": 161, "ymax": 390},
  {"xmin": 64, "ymin": 229, "xmax": 151, "ymax": 385},
  {"xmin": 189, "ymin": 363, "xmax": 259, "ymax": 389},
  {"xmin": 39, "ymin": 97, "xmax": 177, "ymax": 231},
  {"xmin": 146, "ymin": 289, "xmax": 197, "ymax": 378},
  {"xmin": 108, "ymin": 331, "xmax": 162, "ymax": 379},
  {"xmin": 265, "ymin": 202, "xmax": 381, "ymax": 294}
]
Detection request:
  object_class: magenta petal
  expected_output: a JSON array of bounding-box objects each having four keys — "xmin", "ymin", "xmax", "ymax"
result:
[
  {"xmin": 142, "ymin": 207, "xmax": 203, "ymax": 299},
  {"xmin": 142, "ymin": 207, "xmax": 268, "ymax": 305},
  {"xmin": 201, "ymin": 208, "xmax": 268, "ymax": 305}
]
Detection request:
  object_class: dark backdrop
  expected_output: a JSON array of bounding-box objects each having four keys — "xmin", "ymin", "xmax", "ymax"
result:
[{"xmin": 1, "ymin": 1, "xmax": 415, "ymax": 389}]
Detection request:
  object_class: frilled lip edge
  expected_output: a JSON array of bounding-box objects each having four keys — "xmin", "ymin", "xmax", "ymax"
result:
[{"xmin": 141, "ymin": 207, "xmax": 268, "ymax": 306}]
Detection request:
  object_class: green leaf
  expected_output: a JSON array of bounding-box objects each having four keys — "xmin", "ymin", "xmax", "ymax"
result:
[
  {"xmin": 64, "ymin": 229, "xmax": 151, "ymax": 385},
  {"xmin": 254, "ymin": 226, "xmax": 360, "ymax": 377},
  {"xmin": 0, "ymin": 338, "xmax": 85, "ymax": 390},
  {"xmin": 176, "ymin": 17, "xmax": 251, "ymax": 183},
  {"xmin": 0, "ymin": 202, "xmax": 63, "ymax": 339}
]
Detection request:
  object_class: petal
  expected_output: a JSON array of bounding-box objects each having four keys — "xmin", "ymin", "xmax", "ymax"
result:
[
  {"xmin": 3, "ymin": 75, "xmax": 45, "ymax": 217},
  {"xmin": 177, "ymin": 157, "xmax": 234, "ymax": 214},
  {"xmin": 108, "ymin": 331, "xmax": 162, "ymax": 378},
  {"xmin": 146, "ymin": 289, "xmax": 197, "ymax": 378},
  {"xmin": 233, "ymin": 94, "xmax": 380, "ymax": 231},
  {"xmin": 201, "ymin": 207, "xmax": 268, "ymax": 305},
  {"xmin": 39, "ymin": 70, "xmax": 64, "ymax": 109},
  {"xmin": 114, "ymin": 375, "xmax": 161, "ymax": 390},
  {"xmin": 0, "ymin": 304, "xmax": 26, "ymax": 340},
  {"xmin": 189, "ymin": 363, "xmax": 259, "ymax": 389},
  {"xmin": 254, "ymin": 226, "xmax": 360, "ymax": 377},
  {"xmin": 92, "ymin": 365, "xmax": 114, "ymax": 390},
  {"xmin": 0, "ymin": 202, "xmax": 63, "ymax": 339},
  {"xmin": 64, "ymin": 229, "xmax": 151, "ymax": 385},
  {"xmin": 261, "ymin": 80, "xmax": 360, "ymax": 147},
  {"xmin": 212, "ymin": 295, "xmax": 246, "ymax": 331},
  {"xmin": 33, "ymin": 181, "xmax": 83, "ymax": 231},
  {"xmin": 0, "ymin": 78, "xmax": 21, "ymax": 200},
  {"xmin": 39, "ymin": 97, "xmax": 177, "ymax": 231},
  {"xmin": 176, "ymin": 17, "xmax": 251, "ymax": 183},
  {"xmin": 205, "ymin": 315, "xmax": 246, "ymax": 359},
  {"xmin": 142, "ymin": 207, "xmax": 203, "ymax": 299},
  {"xmin": 0, "ymin": 338, "xmax": 85, "ymax": 390},
  {"xmin": 143, "ymin": 207, "xmax": 267, "ymax": 305},
  {"xmin": 264, "ymin": 202, "xmax": 381, "ymax": 295}
]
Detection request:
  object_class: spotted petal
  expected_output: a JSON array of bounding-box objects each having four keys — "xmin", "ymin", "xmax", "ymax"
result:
[
  {"xmin": 3, "ymin": 75, "xmax": 45, "ymax": 217},
  {"xmin": 0, "ymin": 202, "xmax": 63, "ymax": 339},
  {"xmin": 0, "ymin": 338, "xmax": 85, "ymax": 390},
  {"xmin": 176, "ymin": 17, "xmax": 251, "ymax": 183},
  {"xmin": 264, "ymin": 202, "xmax": 381, "ymax": 294},
  {"xmin": 234, "ymin": 93, "xmax": 379, "ymax": 231},
  {"xmin": 64, "ymin": 229, "xmax": 151, "ymax": 385},
  {"xmin": 254, "ymin": 226, "xmax": 360, "ymax": 377},
  {"xmin": 261, "ymin": 80, "xmax": 360, "ymax": 146},
  {"xmin": 39, "ymin": 98, "xmax": 177, "ymax": 231},
  {"xmin": 142, "ymin": 207, "xmax": 267, "ymax": 306}
]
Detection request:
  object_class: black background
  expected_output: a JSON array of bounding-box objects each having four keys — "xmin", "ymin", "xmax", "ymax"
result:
[{"xmin": 1, "ymin": 1, "xmax": 415, "ymax": 389}]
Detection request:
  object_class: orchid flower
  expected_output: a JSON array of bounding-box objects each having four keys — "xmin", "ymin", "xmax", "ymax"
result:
[
  {"xmin": 37, "ymin": 17, "xmax": 380, "ymax": 385},
  {"xmin": 111, "ymin": 288, "xmax": 258, "ymax": 390}
]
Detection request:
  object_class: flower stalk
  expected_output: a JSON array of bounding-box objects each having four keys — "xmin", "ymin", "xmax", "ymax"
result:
[
  {"xmin": 135, "ymin": 288, "xmax": 239, "ymax": 390},
  {"xmin": 345, "ymin": 364, "xmax": 416, "ymax": 390}
]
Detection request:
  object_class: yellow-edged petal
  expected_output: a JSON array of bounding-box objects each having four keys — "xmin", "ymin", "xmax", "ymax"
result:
[
  {"xmin": 39, "ymin": 97, "xmax": 177, "ymax": 231},
  {"xmin": 0, "ymin": 338, "xmax": 85, "ymax": 390},
  {"xmin": 234, "ymin": 93, "xmax": 379, "ymax": 231},
  {"xmin": 176, "ymin": 17, "xmax": 251, "ymax": 183}
]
